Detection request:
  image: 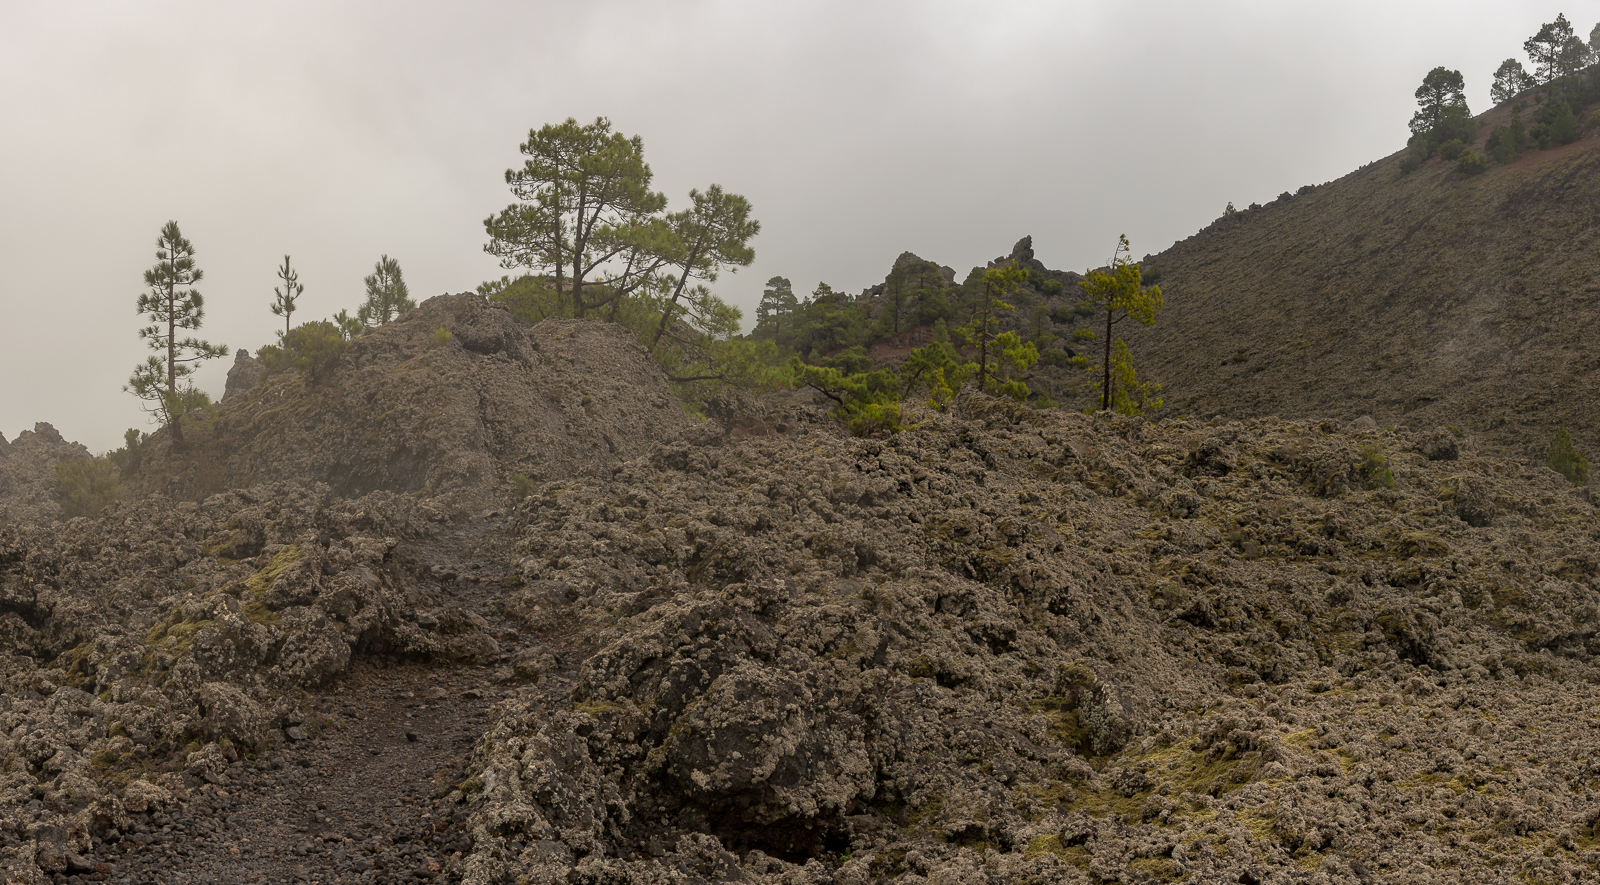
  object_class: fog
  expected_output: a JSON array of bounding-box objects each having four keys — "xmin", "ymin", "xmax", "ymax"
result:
[{"xmin": 0, "ymin": 0, "xmax": 1571, "ymax": 451}]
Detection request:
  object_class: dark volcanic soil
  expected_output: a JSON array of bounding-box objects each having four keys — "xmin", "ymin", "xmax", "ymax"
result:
[{"xmin": 97, "ymin": 663, "xmax": 496, "ymax": 885}]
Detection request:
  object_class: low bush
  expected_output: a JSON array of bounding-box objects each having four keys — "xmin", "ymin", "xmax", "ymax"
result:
[
  {"xmin": 1437, "ymin": 139, "xmax": 1466, "ymax": 161},
  {"xmin": 1547, "ymin": 424, "xmax": 1589, "ymax": 485},
  {"xmin": 1456, "ymin": 150, "xmax": 1487, "ymax": 176},
  {"xmin": 260, "ymin": 320, "xmax": 346, "ymax": 383},
  {"xmin": 55, "ymin": 457, "xmax": 122, "ymax": 520},
  {"xmin": 1358, "ymin": 445, "xmax": 1395, "ymax": 490}
]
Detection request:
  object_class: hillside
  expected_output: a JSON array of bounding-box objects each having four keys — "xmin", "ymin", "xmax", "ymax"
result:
[
  {"xmin": 123, "ymin": 293, "xmax": 691, "ymax": 505},
  {"xmin": 6, "ymin": 99, "xmax": 1600, "ymax": 883},
  {"xmin": 1127, "ymin": 98, "xmax": 1600, "ymax": 461},
  {"xmin": 2, "ymin": 398, "xmax": 1598, "ymax": 883}
]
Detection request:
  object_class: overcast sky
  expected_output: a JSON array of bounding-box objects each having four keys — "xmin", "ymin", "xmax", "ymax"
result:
[{"xmin": 0, "ymin": 1, "xmax": 1583, "ymax": 451}]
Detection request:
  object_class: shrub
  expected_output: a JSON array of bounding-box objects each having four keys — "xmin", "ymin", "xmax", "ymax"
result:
[
  {"xmin": 431, "ymin": 326, "xmax": 452, "ymax": 347},
  {"xmin": 1487, "ymin": 125, "xmax": 1517, "ymax": 163},
  {"xmin": 1547, "ymin": 101, "xmax": 1578, "ymax": 146},
  {"xmin": 819, "ymin": 346, "xmax": 873, "ymax": 376},
  {"xmin": 1399, "ymin": 154, "xmax": 1423, "ymax": 175},
  {"xmin": 262, "ymin": 320, "xmax": 346, "ymax": 383},
  {"xmin": 108, "ymin": 427, "xmax": 149, "ymax": 474},
  {"xmin": 1038, "ymin": 278, "xmax": 1065, "ymax": 297},
  {"xmin": 1437, "ymin": 138, "xmax": 1466, "ymax": 160},
  {"xmin": 1358, "ymin": 445, "xmax": 1395, "ymax": 490},
  {"xmin": 1547, "ymin": 424, "xmax": 1589, "ymax": 485},
  {"xmin": 55, "ymin": 457, "xmax": 122, "ymax": 520},
  {"xmin": 1039, "ymin": 348, "xmax": 1076, "ymax": 368},
  {"xmin": 1456, "ymin": 150, "xmax": 1487, "ymax": 176}
]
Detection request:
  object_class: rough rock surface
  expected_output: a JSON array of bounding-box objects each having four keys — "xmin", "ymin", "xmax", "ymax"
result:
[
  {"xmin": 220, "ymin": 349, "xmax": 265, "ymax": 404},
  {"xmin": 449, "ymin": 396, "xmax": 1600, "ymax": 883},
  {"xmin": 0, "ymin": 480, "xmax": 523, "ymax": 882},
  {"xmin": 128, "ymin": 294, "xmax": 691, "ymax": 504},
  {"xmin": 0, "ymin": 424, "xmax": 90, "ymax": 525}
]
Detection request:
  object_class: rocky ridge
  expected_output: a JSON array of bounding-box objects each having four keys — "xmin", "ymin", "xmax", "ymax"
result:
[{"xmin": 129, "ymin": 293, "xmax": 691, "ymax": 506}]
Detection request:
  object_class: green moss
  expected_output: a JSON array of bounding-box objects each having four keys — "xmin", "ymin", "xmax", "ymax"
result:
[
  {"xmin": 245, "ymin": 545, "xmax": 301, "ymax": 597},
  {"xmin": 1030, "ymin": 697, "xmax": 1091, "ymax": 755},
  {"xmin": 52, "ymin": 642, "xmax": 98, "ymax": 688},
  {"xmin": 237, "ymin": 545, "xmax": 301, "ymax": 625},
  {"xmin": 571, "ymin": 700, "xmax": 622, "ymax": 719},
  {"xmin": 201, "ymin": 530, "xmax": 238, "ymax": 558},
  {"xmin": 145, "ymin": 609, "xmax": 213, "ymax": 657},
  {"xmin": 1024, "ymin": 834, "xmax": 1091, "ymax": 869}
]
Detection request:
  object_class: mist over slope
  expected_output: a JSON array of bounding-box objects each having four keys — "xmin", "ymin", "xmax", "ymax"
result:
[{"xmin": 1129, "ymin": 100, "xmax": 1600, "ymax": 460}]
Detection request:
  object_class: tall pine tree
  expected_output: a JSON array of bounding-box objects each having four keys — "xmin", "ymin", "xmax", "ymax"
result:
[
  {"xmin": 125, "ymin": 221, "xmax": 228, "ymax": 447},
  {"xmin": 270, "ymin": 254, "xmax": 303, "ymax": 338}
]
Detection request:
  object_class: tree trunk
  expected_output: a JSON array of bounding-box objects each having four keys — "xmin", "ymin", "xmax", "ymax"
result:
[
  {"xmin": 653, "ymin": 240, "xmax": 707, "ymax": 348},
  {"xmin": 166, "ymin": 280, "xmax": 185, "ymax": 448},
  {"xmin": 977, "ymin": 282, "xmax": 992, "ymax": 392},
  {"xmin": 1101, "ymin": 307, "xmax": 1113, "ymax": 411}
]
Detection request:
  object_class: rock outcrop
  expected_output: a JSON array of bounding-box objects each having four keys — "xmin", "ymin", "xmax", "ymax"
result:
[
  {"xmin": 128, "ymin": 294, "xmax": 691, "ymax": 505},
  {"xmin": 0, "ymin": 423, "xmax": 91, "ymax": 524},
  {"xmin": 221, "ymin": 348, "xmax": 265, "ymax": 403},
  {"xmin": 0, "ymin": 480, "xmax": 508, "ymax": 881}
]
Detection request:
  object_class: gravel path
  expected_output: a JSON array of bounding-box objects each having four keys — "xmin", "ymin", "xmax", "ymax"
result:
[{"xmin": 80, "ymin": 663, "xmax": 498, "ymax": 885}]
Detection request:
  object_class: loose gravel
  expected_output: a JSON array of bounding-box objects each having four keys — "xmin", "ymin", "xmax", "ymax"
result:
[{"xmin": 82, "ymin": 662, "xmax": 497, "ymax": 885}]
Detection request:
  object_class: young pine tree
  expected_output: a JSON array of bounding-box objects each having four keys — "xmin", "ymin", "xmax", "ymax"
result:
[
  {"xmin": 125, "ymin": 221, "xmax": 228, "ymax": 447},
  {"xmin": 270, "ymin": 255, "xmax": 303, "ymax": 338},
  {"xmin": 356, "ymin": 255, "xmax": 415, "ymax": 328},
  {"xmin": 1078, "ymin": 234, "xmax": 1163, "ymax": 413},
  {"xmin": 962, "ymin": 261, "xmax": 1035, "ymax": 398}
]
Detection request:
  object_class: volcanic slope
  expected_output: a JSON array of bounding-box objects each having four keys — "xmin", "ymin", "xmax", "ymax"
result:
[
  {"xmin": 1125, "ymin": 98, "xmax": 1600, "ymax": 462},
  {"xmin": 460, "ymin": 401, "xmax": 1600, "ymax": 884},
  {"xmin": 2, "ymin": 395, "xmax": 1600, "ymax": 882}
]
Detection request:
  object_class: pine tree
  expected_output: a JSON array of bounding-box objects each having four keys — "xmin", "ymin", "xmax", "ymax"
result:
[
  {"xmin": 125, "ymin": 221, "xmax": 228, "ymax": 447},
  {"xmin": 962, "ymin": 261, "xmax": 1032, "ymax": 398},
  {"xmin": 755, "ymin": 276, "xmax": 798, "ymax": 339},
  {"xmin": 356, "ymin": 255, "xmax": 415, "ymax": 328},
  {"xmin": 1078, "ymin": 235, "xmax": 1163, "ymax": 413},
  {"xmin": 270, "ymin": 255, "xmax": 303, "ymax": 338},
  {"xmin": 1491, "ymin": 58, "xmax": 1534, "ymax": 105}
]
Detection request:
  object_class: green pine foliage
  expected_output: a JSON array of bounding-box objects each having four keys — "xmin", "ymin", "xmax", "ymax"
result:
[
  {"xmin": 1079, "ymin": 235, "xmax": 1163, "ymax": 413},
  {"xmin": 1547, "ymin": 425, "xmax": 1589, "ymax": 485},
  {"xmin": 259, "ymin": 321, "xmax": 347, "ymax": 383},
  {"xmin": 270, "ymin": 255, "xmax": 303, "ymax": 338},
  {"xmin": 124, "ymin": 221, "xmax": 229, "ymax": 447},
  {"xmin": 54, "ymin": 457, "xmax": 122, "ymax": 520},
  {"xmin": 356, "ymin": 255, "xmax": 415, "ymax": 329},
  {"xmin": 1456, "ymin": 150, "xmax": 1487, "ymax": 175}
]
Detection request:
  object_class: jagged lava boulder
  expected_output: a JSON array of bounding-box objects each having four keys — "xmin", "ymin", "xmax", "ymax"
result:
[{"xmin": 0, "ymin": 423, "xmax": 91, "ymax": 525}]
